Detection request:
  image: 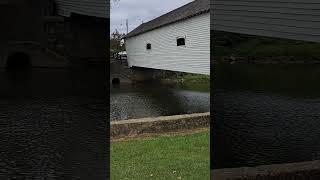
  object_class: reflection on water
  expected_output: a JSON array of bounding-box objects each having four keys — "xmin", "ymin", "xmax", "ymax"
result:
[
  {"xmin": 212, "ymin": 64, "xmax": 320, "ymax": 169},
  {"xmin": 0, "ymin": 68, "xmax": 107, "ymax": 179},
  {"xmin": 110, "ymin": 84, "xmax": 210, "ymax": 121}
]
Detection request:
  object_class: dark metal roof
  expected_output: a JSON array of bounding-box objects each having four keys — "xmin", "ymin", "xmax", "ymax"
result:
[{"xmin": 125, "ymin": 0, "xmax": 210, "ymax": 39}]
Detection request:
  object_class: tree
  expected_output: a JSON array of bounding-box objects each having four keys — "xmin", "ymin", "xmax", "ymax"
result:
[{"xmin": 110, "ymin": 29, "xmax": 126, "ymax": 53}]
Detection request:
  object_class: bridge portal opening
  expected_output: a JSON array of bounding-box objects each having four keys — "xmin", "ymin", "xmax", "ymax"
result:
[
  {"xmin": 6, "ymin": 52, "xmax": 31, "ymax": 71},
  {"xmin": 112, "ymin": 78, "xmax": 120, "ymax": 85}
]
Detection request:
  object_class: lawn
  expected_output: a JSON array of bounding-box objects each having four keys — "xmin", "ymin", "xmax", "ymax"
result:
[
  {"xmin": 214, "ymin": 31, "xmax": 320, "ymax": 62},
  {"xmin": 176, "ymin": 74, "xmax": 210, "ymax": 91},
  {"xmin": 110, "ymin": 130, "xmax": 210, "ymax": 180}
]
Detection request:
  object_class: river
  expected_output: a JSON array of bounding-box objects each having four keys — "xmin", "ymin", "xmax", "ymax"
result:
[
  {"xmin": 212, "ymin": 63, "xmax": 320, "ymax": 169},
  {"xmin": 110, "ymin": 83, "xmax": 210, "ymax": 121},
  {"xmin": 0, "ymin": 67, "xmax": 108, "ymax": 179}
]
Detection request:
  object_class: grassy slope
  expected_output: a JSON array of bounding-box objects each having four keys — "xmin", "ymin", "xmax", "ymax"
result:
[
  {"xmin": 111, "ymin": 130, "xmax": 210, "ymax": 180},
  {"xmin": 215, "ymin": 32, "xmax": 320, "ymax": 62},
  {"xmin": 176, "ymin": 74, "xmax": 210, "ymax": 91}
]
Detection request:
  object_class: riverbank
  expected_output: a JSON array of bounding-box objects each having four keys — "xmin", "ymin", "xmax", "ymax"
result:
[
  {"xmin": 111, "ymin": 112, "xmax": 210, "ymax": 139},
  {"xmin": 159, "ymin": 73, "xmax": 210, "ymax": 91},
  {"xmin": 212, "ymin": 160, "xmax": 320, "ymax": 180},
  {"xmin": 111, "ymin": 129, "xmax": 209, "ymax": 179},
  {"xmin": 215, "ymin": 31, "xmax": 320, "ymax": 64}
]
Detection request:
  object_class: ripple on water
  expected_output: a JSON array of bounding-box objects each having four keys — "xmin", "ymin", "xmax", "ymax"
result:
[
  {"xmin": 0, "ymin": 98, "xmax": 107, "ymax": 179},
  {"xmin": 110, "ymin": 87, "xmax": 210, "ymax": 121},
  {"xmin": 212, "ymin": 89, "xmax": 320, "ymax": 169}
]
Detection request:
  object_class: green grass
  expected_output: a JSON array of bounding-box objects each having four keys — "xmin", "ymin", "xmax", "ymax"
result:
[
  {"xmin": 177, "ymin": 74, "xmax": 210, "ymax": 83},
  {"xmin": 214, "ymin": 32, "xmax": 320, "ymax": 62},
  {"xmin": 176, "ymin": 74, "xmax": 210, "ymax": 91},
  {"xmin": 111, "ymin": 130, "xmax": 210, "ymax": 180}
]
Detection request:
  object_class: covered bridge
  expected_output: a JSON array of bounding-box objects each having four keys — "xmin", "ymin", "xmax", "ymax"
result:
[{"xmin": 124, "ymin": 0, "xmax": 210, "ymax": 75}]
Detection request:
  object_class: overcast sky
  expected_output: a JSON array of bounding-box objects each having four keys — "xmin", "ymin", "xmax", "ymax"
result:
[{"xmin": 111, "ymin": 0, "xmax": 193, "ymax": 35}]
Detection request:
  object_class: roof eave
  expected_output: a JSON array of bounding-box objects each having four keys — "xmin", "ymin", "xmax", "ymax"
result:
[{"xmin": 125, "ymin": 10, "xmax": 210, "ymax": 39}]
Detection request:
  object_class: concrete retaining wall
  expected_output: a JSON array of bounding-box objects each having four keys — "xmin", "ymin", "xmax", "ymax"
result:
[
  {"xmin": 110, "ymin": 112, "xmax": 210, "ymax": 139},
  {"xmin": 212, "ymin": 160, "xmax": 320, "ymax": 180}
]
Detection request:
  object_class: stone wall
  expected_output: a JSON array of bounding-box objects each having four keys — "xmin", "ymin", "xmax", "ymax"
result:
[
  {"xmin": 111, "ymin": 112, "xmax": 210, "ymax": 139},
  {"xmin": 0, "ymin": 42, "xmax": 69, "ymax": 68},
  {"xmin": 212, "ymin": 160, "xmax": 320, "ymax": 180},
  {"xmin": 110, "ymin": 59, "xmax": 186, "ymax": 84}
]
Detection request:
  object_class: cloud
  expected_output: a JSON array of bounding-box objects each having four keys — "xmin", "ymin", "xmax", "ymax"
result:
[{"xmin": 111, "ymin": 0, "xmax": 193, "ymax": 34}]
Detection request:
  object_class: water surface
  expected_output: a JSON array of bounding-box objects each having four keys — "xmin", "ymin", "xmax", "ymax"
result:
[
  {"xmin": 110, "ymin": 83, "xmax": 210, "ymax": 121},
  {"xmin": 212, "ymin": 64, "xmax": 320, "ymax": 169},
  {"xmin": 0, "ymin": 67, "xmax": 107, "ymax": 179}
]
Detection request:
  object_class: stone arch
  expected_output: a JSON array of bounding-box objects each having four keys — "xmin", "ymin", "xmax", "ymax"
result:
[
  {"xmin": 112, "ymin": 78, "xmax": 120, "ymax": 85},
  {"xmin": 6, "ymin": 52, "xmax": 31, "ymax": 71},
  {"xmin": 110, "ymin": 73, "xmax": 132, "ymax": 84}
]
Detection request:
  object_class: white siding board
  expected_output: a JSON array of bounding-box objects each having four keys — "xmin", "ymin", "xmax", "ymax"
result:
[
  {"xmin": 214, "ymin": 11, "xmax": 320, "ymax": 22},
  {"xmin": 215, "ymin": 0, "xmax": 320, "ymax": 3},
  {"xmin": 55, "ymin": 0, "xmax": 109, "ymax": 18},
  {"xmin": 213, "ymin": 15, "xmax": 320, "ymax": 29},
  {"xmin": 214, "ymin": 5, "xmax": 320, "ymax": 15},
  {"xmin": 126, "ymin": 13, "xmax": 210, "ymax": 75},
  {"xmin": 212, "ymin": 0, "xmax": 320, "ymax": 42},
  {"xmin": 214, "ymin": 1, "xmax": 320, "ymax": 10},
  {"xmin": 214, "ymin": 20, "xmax": 320, "ymax": 36}
]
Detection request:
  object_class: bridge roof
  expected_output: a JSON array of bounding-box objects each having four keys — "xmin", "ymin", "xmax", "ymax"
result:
[{"xmin": 125, "ymin": 0, "xmax": 210, "ymax": 39}]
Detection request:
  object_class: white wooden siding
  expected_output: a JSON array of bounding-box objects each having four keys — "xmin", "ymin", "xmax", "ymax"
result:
[
  {"xmin": 212, "ymin": 0, "xmax": 320, "ymax": 42},
  {"xmin": 55, "ymin": 0, "xmax": 109, "ymax": 18},
  {"xmin": 125, "ymin": 13, "xmax": 210, "ymax": 75}
]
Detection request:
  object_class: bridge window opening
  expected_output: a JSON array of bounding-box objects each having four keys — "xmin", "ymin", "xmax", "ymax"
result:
[
  {"xmin": 177, "ymin": 37, "xmax": 185, "ymax": 46},
  {"xmin": 146, "ymin": 43, "xmax": 151, "ymax": 50},
  {"xmin": 6, "ymin": 52, "xmax": 31, "ymax": 71},
  {"xmin": 112, "ymin": 78, "xmax": 120, "ymax": 85}
]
